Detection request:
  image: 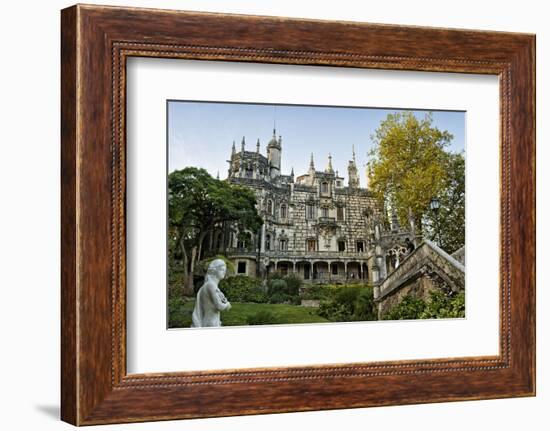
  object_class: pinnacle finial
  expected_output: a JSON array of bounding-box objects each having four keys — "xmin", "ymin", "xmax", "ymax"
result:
[
  {"xmin": 352, "ymin": 145, "xmax": 356, "ymax": 163},
  {"xmin": 326, "ymin": 153, "xmax": 334, "ymax": 174},
  {"xmin": 256, "ymin": 138, "xmax": 260, "ymax": 152},
  {"xmin": 309, "ymin": 153, "xmax": 315, "ymax": 170},
  {"xmin": 216, "ymin": 170, "xmax": 220, "ymax": 180},
  {"xmin": 241, "ymin": 136, "xmax": 245, "ymax": 152}
]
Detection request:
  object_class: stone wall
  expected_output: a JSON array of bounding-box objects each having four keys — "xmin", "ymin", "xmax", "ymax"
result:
[{"xmin": 375, "ymin": 240, "xmax": 465, "ymax": 318}]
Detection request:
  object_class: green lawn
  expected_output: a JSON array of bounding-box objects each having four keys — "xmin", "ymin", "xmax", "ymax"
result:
[{"xmin": 169, "ymin": 300, "xmax": 329, "ymax": 328}]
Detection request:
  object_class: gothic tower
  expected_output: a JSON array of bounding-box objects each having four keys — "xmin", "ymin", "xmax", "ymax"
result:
[
  {"xmin": 267, "ymin": 128, "xmax": 281, "ymax": 178},
  {"xmin": 348, "ymin": 145, "xmax": 360, "ymax": 188}
]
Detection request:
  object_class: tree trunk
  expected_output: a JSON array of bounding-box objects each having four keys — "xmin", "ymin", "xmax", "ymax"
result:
[
  {"xmin": 177, "ymin": 234, "xmax": 191, "ymax": 298},
  {"xmin": 183, "ymin": 245, "xmax": 197, "ymax": 297}
]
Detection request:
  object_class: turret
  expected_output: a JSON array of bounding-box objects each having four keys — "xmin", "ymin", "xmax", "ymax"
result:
[
  {"xmin": 325, "ymin": 153, "xmax": 334, "ymax": 174},
  {"xmin": 267, "ymin": 128, "xmax": 281, "ymax": 178},
  {"xmin": 348, "ymin": 145, "xmax": 360, "ymax": 188}
]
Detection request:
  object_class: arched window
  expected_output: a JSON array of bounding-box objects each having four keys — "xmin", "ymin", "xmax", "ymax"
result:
[
  {"xmin": 280, "ymin": 203, "xmax": 288, "ymax": 219},
  {"xmin": 280, "ymin": 239, "xmax": 288, "ymax": 251},
  {"xmin": 321, "ymin": 181, "xmax": 329, "ymax": 194},
  {"xmin": 266, "ymin": 234, "xmax": 271, "ymax": 251},
  {"xmin": 267, "ymin": 200, "xmax": 273, "ymax": 215},
  {"xmin": 321, "ymin": 207, "xmax": 329, "ymax": 218}
]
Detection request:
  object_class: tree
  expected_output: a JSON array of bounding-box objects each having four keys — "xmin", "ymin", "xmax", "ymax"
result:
[
  {"xmin": 367, "ymin": 112, "xmax": 453, "ymax": 230},
  {"xmin": 168, "ymin": 167, "xmax": 262, "ymax": 296},
  {"xmin": 423, "ymin": 152, "xmax": 465, "ymax": 254}
]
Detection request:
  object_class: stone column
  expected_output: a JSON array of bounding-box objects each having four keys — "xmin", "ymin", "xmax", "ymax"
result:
[{"xmin": 260, "ymin": 224, "xmax": 266, "ymax": 253}]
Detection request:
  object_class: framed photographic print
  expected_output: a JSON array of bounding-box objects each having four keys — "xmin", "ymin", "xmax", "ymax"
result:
[{"xmin": 61, "ymin": 4, "xmax": 535, "ymax": 426}]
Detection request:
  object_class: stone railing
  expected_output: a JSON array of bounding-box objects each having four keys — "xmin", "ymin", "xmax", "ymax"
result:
[
  {"xmin": 260, "ymin": 250, "xmax": 371, "ymax": 261},
  {"xmin": 376, "ymin": 240, "xmax": 465, "ymax": 301}
]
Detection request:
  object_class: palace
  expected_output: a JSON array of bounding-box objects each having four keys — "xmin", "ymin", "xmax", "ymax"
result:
[{"xmin": 209, "ymin": 128, "xmax": 422, "ymax": 289}]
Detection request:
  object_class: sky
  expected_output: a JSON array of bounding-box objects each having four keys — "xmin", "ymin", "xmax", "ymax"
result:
[{"xmin": 168, "ymin": 101, "xmax": 465, "ymax": 185}]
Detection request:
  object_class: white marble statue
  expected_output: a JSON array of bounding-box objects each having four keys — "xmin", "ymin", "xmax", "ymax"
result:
[{"xmin": 191, "ymin": 259, "xmax": 231, "ymax": 327}]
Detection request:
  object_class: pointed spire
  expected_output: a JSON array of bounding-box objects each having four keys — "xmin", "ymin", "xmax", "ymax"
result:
[
  {"xmin": 352, "ymin": 145, "xmax": 357, "ymax": 163},
  {"xmin": 256, "ymin": 138, "xmax": 260, "ymax": 153},
  {"xmin": 291, "ymin": 166, "xmax": 294, "ymax": 177},
  {"xmin": 216, "ymin": 170, "xmax": 220, "ymax": 180},
  {"xmin": 326, "ymin": 153, "xmax": 334, "ymax": 174},
  {"xmin": 231, "ymin": 140, "xmax": 236, "ymax": 156},
  {"xmin": 241, "ymin": 136, "xmax": 245, "ymax": 153},
  {"xmin": 309, "ymin": 153, "xmax": 315, "ymax": 170}
]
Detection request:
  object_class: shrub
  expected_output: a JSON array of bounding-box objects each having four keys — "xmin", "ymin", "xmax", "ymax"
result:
[
  {"xmin": 383, "ymin": 295, "xmax": 426, "ymax": 320},
  {"xmin": 268, "ymin": 292, "xmax": 290, "ymax": 304},
  {"xmin": 168, "ymin": 297, "xmax": 192, "ymax": 327},
  {"xmin": 266, "ymin": 274, "xmax": 303, "ymax": 304},
  {"xmin": 317, "ymin": 286, "xmax": 376, "ymax": 322},
  {"xmin": 219, "ymin": 275, "xmax": 267, "ymax": 303},
  {"xmin": 284, "ymin": 273, "xmax": 302, "ymax": 296},
  {"xmin": 382, "ymin": 290, "xmax": 465, "ymax": 320},
  {"xmin": 354, "ymin": 286, "xmax": 377, "ymax": 321},
  {"xmin": 301, "ymin": 285, "xmax": 336, "ymax": 301},
  {"xmin": 246, "ymin": 310, "xmax": 280, "ymax": 325},
  {"xmin": 267, "ymin": 278, "xmax": 288, "ymax": 296},
  {"xmin": 420, "ymin": 290, "xmax": 465, "ymax": 319}
]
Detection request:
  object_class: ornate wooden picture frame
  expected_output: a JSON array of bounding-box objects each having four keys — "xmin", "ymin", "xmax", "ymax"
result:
[{"xmin": 61, "ymin": 4, "xmax": 535, "ymax": 426}]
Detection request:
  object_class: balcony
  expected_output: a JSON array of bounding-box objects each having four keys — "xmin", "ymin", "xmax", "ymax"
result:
[{"xmin": 317, "ymin": 216, "xmax": 336, "ymax": 226}]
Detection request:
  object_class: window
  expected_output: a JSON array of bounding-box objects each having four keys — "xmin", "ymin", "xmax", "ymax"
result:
[
  {"xmin": 338, "ymin": 240, "xmax": 346, "ymax": 252},
  {"xmin": 280, "ymin": 239, "xmax": 288, "ymax": 251},
  {"xmin": 331, "ymin": 264, "xmax": 338, "ymax": 275},
  {"xmin": 306, "ymin": 204, "xmax": 315, "ymax": 220},
  {"xmin": 307, "ymin": 239, "xmax": 316, "ymax": 252},
  {"xmin": 321, "ymin": 207, "xmax": 329, "ymax": 218},
  {"xmin": 356, "ymin": 241, "xmax": 365, "ymax": 252},
  {"xmin": 337, "ymin": 206, "xmax": 344, "ymax": 221},
  {"xmin": 266, "ymin": 234, "xmax": 271, "ymax": 251},
  {"xmin": 321, "ymin": 181, "xmax": 329, "ymax": 194},
  {"xmin": 267, "ymin": 200, "xmax": 273, "ymax": 215},
  {"xmin": 237, "ymin": 261, "xmax": 247, "ymax": 274},
  {"xmin": 280, "ymin": 204, "xmax": 287, "ymax": 219}
]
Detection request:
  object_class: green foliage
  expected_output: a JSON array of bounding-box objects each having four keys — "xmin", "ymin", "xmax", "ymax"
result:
[
  {"xmin": 266, "ymin": 273, "xmax": 303, "ymax": 304},
  {"xmin": 420, "ymin": 290, "xmax": 465, "ymax": 319},
  {"xmin": 167, "ymin": 262, "xmax": 185, "ymax": 300},
  {"xmin": 423, "ymin": 153, "xmax": 466, "ymax": 254},
  {"xmin": 168, "ymin": 167, "xmax": 263, "ymax": 292},
  {"xmin": 219, "ymin": 275, "xmax": 267, "ymax": 303},
  {"xmin": 284, "ymin": 273, "xmax": 303, "ymax": 297},
  {"xmin": 367, "ymin": 112, "xmax": 454, "ymax": 229},
  {"xmin": 267, "ymin": 279, "xmax": 288, "ymax": 295},
  {"xmin": 168, "ymin": 167, "xmax": 262, "ymax": 236},
  {"xmin": 301, "ymin": 284, "xmax": 336, "ymax": 300},
  {"xmin": 167, "ymin": 297, "xmax": 192, "ymax": 328},
  {"xmin": 383, "ymin": 290, "xmax": 466, "ymax": 320},
  {"xmin": 382, "ymin": 295, "xmax": 427, "ymax": 320},
  {"xmin": 318, "ymin": 286, "xmax": 376, "ymax": 322},
  {"xmin": 246, "ymin": 310, "xmax": 280, "ymax": 325}
]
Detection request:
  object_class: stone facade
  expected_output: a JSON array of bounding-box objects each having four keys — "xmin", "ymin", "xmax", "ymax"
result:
[{"xmin": 207, "ymin": 129, "xmax": 422, "ymax": 286}]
